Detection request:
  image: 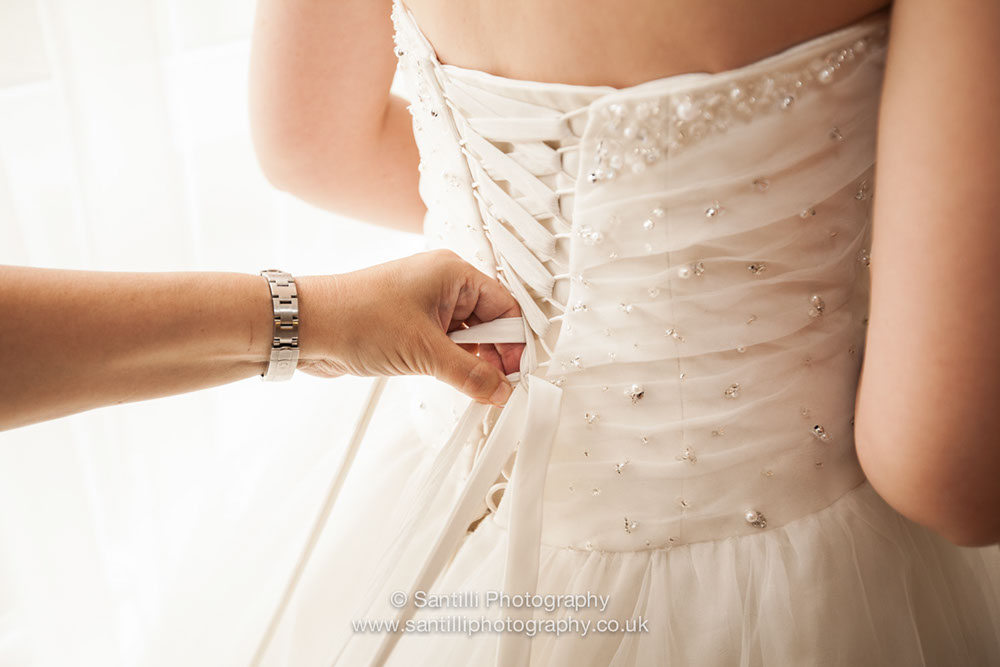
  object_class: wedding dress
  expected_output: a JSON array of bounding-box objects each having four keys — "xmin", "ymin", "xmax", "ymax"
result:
[{"xmin": 251, "ymin": 2, "xmax": 1000, "ymax": 665}]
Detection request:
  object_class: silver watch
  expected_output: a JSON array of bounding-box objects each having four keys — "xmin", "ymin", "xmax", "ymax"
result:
[{"xmin": 260, "ymin": 269, "xmax": 299, "ymax": 381}]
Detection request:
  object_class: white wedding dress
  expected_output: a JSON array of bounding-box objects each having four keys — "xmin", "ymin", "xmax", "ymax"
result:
[{"xmin": 251, "ymin": 2, "xmax": 1000, "ymax": 665}]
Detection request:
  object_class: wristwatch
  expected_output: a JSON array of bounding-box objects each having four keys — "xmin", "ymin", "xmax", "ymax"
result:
[{"xmin": 260, "ymin": 269, "xmax": 299, "ymax": 381}]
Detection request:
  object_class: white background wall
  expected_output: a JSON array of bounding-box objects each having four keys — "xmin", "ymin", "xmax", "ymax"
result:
[{"xmin": 0, "ymin": 1, "xmax": 422, "ymax": 663}]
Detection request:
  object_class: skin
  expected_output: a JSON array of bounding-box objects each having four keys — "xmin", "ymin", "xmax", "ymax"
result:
[
  {"xmin": 249, "ymin": 0, "xmax": 1000, "ymax": 545},
  {"xmin": 0, "ymin": 250, "xmax": 524, "ymax": 432}
]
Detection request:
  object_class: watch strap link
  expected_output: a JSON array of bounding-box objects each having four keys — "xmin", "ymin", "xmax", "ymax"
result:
[{"xmin": 260, "ymin": 269, "xmax": 299, "ymax": 381}]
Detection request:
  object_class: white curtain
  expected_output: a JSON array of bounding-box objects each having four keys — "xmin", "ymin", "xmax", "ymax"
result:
[{"xmin": 0, "ymin": 1, "xmax": 421, "ymax": 664}]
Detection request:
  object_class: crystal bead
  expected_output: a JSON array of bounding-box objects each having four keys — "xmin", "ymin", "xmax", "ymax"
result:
[
  {"xmin": 592, "ymin": 487, "xmax": 601, "ymax": 496},
  {"xmin": 677, "ymin": 265, "xmax": 692, "ymax": 279},
  {"xmin": 724, "ymin": 383, "xmax": 741, "ymax": 399},
  {"xmin": 640, "ymin": 435, "xmax": 650, "ymax": 444},
  {"xmin": 812, "ymin": 424, "xmax": 831, "ymax": 441},
  {"xmin": 648, "ymin": 286, "xmax": 661, "ymax": 298},
  {"xmin": 576, "ymin": 26, "xmax": 884, "ymax": 188},
  {"xmin": 855, "ymin": 180, "xmax": 870, "ymax": 200},
  {"xmin": 651, "ymin": 206, "xmax": 665, "ymax": 218},
  {"xmin": 745, "ymin": 510, "xmax": 767, "ymax": 528},
  {"xmin": 584, "ymin": 412, "xmax": 600, "ymax": 425},
  {"xmin": 643, "ymin": 218, "xmax": 655, "ymax": 231},
  {"xmin": 572, "ymin": 301, "xmax": 589, "ymax": 312},
  {"xmin": 579, "ymin": 226, "xmax": 604, "ymax": 245},
  {"xmin": 675, "ymin": 447, "xmax": 697, "ymax": 464},
  {"xmin": 570, "ymin": 355, "xmax": 584, "ymax": 368},
  {"xmin": 808, "ymin": 294, "xmax": 826, "ymax": 318},
  {"xmin": 799, "ymin": 207, "xmax": 817, "ymax": 219},
  {"xmin": 736, "ymin": 344, "xmax": 746, "ymax": 353},
  {"xmin": 746, "ymin": 314, "xmax": 758, "ymax": 324},
  {"xmin": 857, "ymin": 248, "xmax": 871, "ymax": 267},
  {"xmin": 748, "ymin": 263, "xmax": 767, "ymax": 275},
  {"xmin": 705, "ymin": 202, "xmax": 724, "ymax": 218},
  {"xmin": 550, "ymin": 377, "xmax": 566, "ymax": 387},
  {"xmin": 624, "ymin": 518, "xmax": 638, "ymax": 534},
  {"xmin": 829, "ymin": 127, "xmax": 843, "ymax": 141},
  {"xmin": 678, "ymin": 498, "xmax": 691, "ymax": 510},
  {"xmin": 619, "ymin": 302, "xmax": 634, "ymax": 314},
  {"xmin": 751, "ymin": 178, "xmax": 770, "ymax": 192},
  {"xmin": 664, "ymin": 327, "xmax": 684, "ymax": 342},
  {"xmin": 615, "ymin": 458, "xmax": 630, "ymax": 475},
  {"xmin": 625, "ymin": 384, "xmax": 645, "ymax": 404}
]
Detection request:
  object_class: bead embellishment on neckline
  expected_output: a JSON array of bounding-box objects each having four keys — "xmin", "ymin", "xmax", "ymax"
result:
[{"xmin": 586, "ymin": 29, "xmax": 887, "ymax": 182}]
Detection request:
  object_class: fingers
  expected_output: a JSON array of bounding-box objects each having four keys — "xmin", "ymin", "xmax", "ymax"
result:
[
  {"xmin": 430, "ymin": 332, "xmax": 513, "ymax": 406},
  {"xmin": 441, "ymin": 257, "xmax": 521, "ymax": 326}
]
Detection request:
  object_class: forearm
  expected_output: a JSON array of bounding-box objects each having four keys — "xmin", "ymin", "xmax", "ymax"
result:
[{"xmin": 0, "ymin": 267, "xmax": 274, "ymax": 431}]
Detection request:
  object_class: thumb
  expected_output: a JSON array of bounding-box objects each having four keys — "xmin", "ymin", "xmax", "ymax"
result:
[{"xmin": 429, "ymin": 333, "xmax": 513, "ymax": 406}]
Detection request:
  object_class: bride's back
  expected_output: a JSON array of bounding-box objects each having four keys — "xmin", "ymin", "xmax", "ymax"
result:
[{"xmin": 401, "ymin": 0, "xmax": 891, "ymax": 88}]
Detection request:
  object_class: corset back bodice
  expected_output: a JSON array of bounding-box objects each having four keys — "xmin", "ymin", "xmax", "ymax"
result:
[{"xmin": 392, "ymin": 0, "xmax": 889, "ymax": 553}]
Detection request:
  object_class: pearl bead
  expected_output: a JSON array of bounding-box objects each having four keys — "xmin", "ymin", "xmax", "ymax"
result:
[
  {"xmin": 625, "ymin": 384, "xmax": 645, "ymax": 404},
  {"xmin": 584, "ymin": 412, "xmax": 599, "ymax": 425},
  {"xmin": 745, "ymin": 510, "xmax": 767, "ymax": 528},
  {"xmin": 677, "ymin": 265, "xmax": 692, "ymax": 279},
  {"xmin": 676, "ymin": 96, "xmax": 698, "ymax": 121},
  {"xmin": 643, "ymin": 218, "xmax": 655, "ymax": 230},
  {"xmin": 705, "ymin": 201, "xmax": 724, "ymax": 218}
]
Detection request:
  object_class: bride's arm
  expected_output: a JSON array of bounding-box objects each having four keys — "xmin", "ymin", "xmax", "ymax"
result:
[
  {"xmin": 855, "ymin": 0, "xmax": 1000, "ymax": 546},
  {"xmin": 248, "ymin": 0, "xmax": 425, "ymax": 233}
]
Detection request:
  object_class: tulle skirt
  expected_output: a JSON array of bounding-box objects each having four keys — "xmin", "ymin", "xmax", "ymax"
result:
[{"xmin": 259, "ymin": 376, "xmax": 1000, "ymax": 667}]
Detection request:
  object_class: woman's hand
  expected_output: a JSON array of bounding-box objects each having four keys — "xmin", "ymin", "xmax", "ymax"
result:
[{"xmin": 296, "ymin": 249, "xmax": 524, "ymax": 406}]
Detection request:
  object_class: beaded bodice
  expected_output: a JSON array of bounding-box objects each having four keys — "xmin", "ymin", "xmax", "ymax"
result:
[{"xmin": 390, "ymin": 0, "xmax": 890, "ymax": 553}]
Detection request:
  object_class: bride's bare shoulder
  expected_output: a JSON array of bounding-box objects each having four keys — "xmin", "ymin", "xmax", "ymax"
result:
[{"xmin": 402, "ymin": 0, "xmax": 892, "ymax": 87}]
